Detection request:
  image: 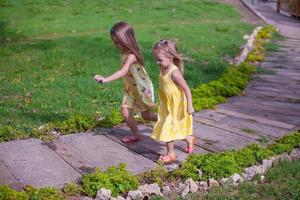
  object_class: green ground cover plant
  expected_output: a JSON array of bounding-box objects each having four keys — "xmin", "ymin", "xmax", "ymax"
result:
[{"xmin": 81, "ymin": 163, "xmax": 139, "ymax": 197}]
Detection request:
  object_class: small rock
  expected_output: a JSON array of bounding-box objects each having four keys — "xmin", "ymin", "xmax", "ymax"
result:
[
  {"xmin": 230, "ymin": 173, "xmax": 244, "ymax": 186},
  {"xmin": 243, "ymin": 34, "xmax": 250, "ymax": 40},
  {"xmin": 181, "ymin": 185, "xmax": 190, "ymax": 198},
  {"xmin": 197, "ymin": 169, "xmax": 203, "ymax": 178},
  {"xmin": 184, "ymin": 178, "xmax": 198, "ymax": 193},
  {"xmin": 198, "ymin": 181, "xmax": 208, "ymax": 191},
  {"xmin": 178, "ymin": 183, "xmax": 186, "ymax": 194},
  {"xmin": 243, "ymin": 166, "xmax": 257, "ymax": 180},
  {"xmin": 82, "ymin": 197, "xmax": 93, "ymax": 200},
  {"xmin": 111, "ymin": 196, "xmax": 126, "ymax": 200},
  {"xmin": 260, "ymin": 175, "xmax": 265, "ymax": 183},
  {"xmin": 162, "ymin": 185, "xmax": 171, "ymax": 196},
  {"xmin": 95, "ymin": 188, "xmax": 111, "ymax": 200},
  {"xmin": 290, "ymin": 148, "xmax": 300, "ymax": 160},
  {"xmin": 127, "ymin": 190, "xmax": 143, "ymax": 200},
  {"xmin": 219, "ymin": 178, "xmax": 230, "ymax": 188},
  {"xmin": 275, "ymin": 153, "xmax": 292, "ymax": 165},
  {"xmin": 138, "ymin": 183, "xmax": 162, "ymax": 196},
  {"xmin": 253, "ymin": 165, "xmax": 265, "ymax": 175},
  {"xmin": 262, "ymin": 159, "xmax": 273, "ymax": 170},
  {"xmin": 208, "ymin": 178, "xmax": 219, "ymax": 188},
  {"xmin": 38, "ymin": 125, "xmax": 47, "ymax": 131},
  {"xmin": 164, "ymin": 163, "xmax": 179, "ymax": 172}
]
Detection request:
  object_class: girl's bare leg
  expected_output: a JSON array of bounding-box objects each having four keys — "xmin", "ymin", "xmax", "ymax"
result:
[
  {"xmin": 141, "ymin": 110, "xmax": 158, "ymax": 122},
  {"xmin": 121, "ymin": 107, "xmax": 139, "ymax": 136},
  {"xmin": 166, "ymin": 141, "xmax": 176, "ymax": 157}
]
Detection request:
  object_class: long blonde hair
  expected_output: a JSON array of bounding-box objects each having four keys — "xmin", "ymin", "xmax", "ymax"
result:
[
  {"xmin": 153, "ymin": 39, "xmax": 184, "ymax": 74},
  {"xmin": 110, "ymin": 21, "xmax": 144, "ymax": 66}
]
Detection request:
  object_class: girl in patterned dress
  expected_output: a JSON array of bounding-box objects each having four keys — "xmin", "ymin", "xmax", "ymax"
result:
[
  {"xmin": 94, "ymin": 21, "xmax": 157, "ymax": 143},
  {"xmin": 151, "ymin": 39, "xmax": 195, "ymax": 164}
]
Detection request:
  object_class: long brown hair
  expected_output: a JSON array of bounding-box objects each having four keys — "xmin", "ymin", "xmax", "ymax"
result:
[
  {"xmin": 110, "ymin": 21, "xmax": 144, "ymax": 66},
  {"xmin": 153, "ymin": 39, "xmax": 184, "ymax": 74}
]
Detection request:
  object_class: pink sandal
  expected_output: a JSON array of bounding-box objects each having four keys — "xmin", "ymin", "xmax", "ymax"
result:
[{"xmin": 121, "ymin": 135, "xmax": 142, "ymax": 143}]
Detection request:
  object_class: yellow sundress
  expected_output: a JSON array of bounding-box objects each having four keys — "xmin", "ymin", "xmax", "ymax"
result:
[
  {"xmin": 151, "ymin": 63, "xmax": 193, "ymax": 142},
  {"xmin": 121, "ymin": 54, "xmax": 156, "ymax": 112}
]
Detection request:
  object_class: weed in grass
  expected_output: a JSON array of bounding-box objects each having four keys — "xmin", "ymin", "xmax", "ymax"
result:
[
  {"xmin": 241, "ymin": 128, "xmax": 257, "ymax": 135},
  {"xmin": 259, "ymin": 135, "xmax": 269, "ymax": 144}
]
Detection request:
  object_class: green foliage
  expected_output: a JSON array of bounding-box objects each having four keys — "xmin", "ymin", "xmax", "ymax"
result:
[
  {"xmin": 174, "ymin": 139, "xmax": 281, "ymax": 182},
  {"xmin": 62, "ymin": 182, "xmax": 82, "ymax": 196},
  {"xmin": 174, "ymin": 152, "xmax": 242, "ymax": 181},
  {"xmin": 82, "ymin": 163, "xmax": 138, "ymax": 197},
  {"xmin": 267, "ymin": 143, "xmax": 294, "ymax": 154},
  {"xmin": 0, "ymin": 185, "xmax": 28, "ymax": 200},
  {"xmin": 191, "ymin": 63, "xmax": 255, "ymax": 112},
  {"xmin": 276, "ymin": 131, "xmax": 300, "ymax": 148},
  {"xmin": 99, "ymin": 111, "xmax": 123, "ymax": 128},
  {"xmin": 244, "ymin": 144, "xmax": 275, "ymax": 162},
  {"xmin": 138, "ymin": 162, "xmax": 170, "ymax": 186},
  {"xmin": 246, "ymin": 25, "xmax": 276, "ymax": 63},
  {"xmin": 234, "ymin": 148, "xmax": 257, "ymax": 168},
  {"xmin": 0, "ymin": 126, "xmax": 26, "ymax": 142},
  {"xmin": 56, "ymin": 114, "xmax": 95, "ymax": 134},
  {"xmin": 24, "ymin": 185, "xmax": 65, "ymax": 200}
]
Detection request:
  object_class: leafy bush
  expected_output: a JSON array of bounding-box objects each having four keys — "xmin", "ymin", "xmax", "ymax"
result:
[
  {"xmin": 0, "ymin": 185, "xmax": 28, "ymax": 200},
  {"xmin": 82, "ymin": 163, "xmax": 138, "ymax": 197},
  {"xmin": 276, "ymin": 131, "xmax": 300, "ymax": 148},
  {"xmin": 57, "ymin": 114, "xmax": 95, "ymax": 134},
  {"xmin": 267, "ymin": 143, "xmax": 294, "ymax": 154},
  {"xmin": 0, "ymin": 126, "xmax": 26, "ymax": 142},
  {"xmin": 99, "ymin": 110, "xmax": 123, "ymax": 128},
  {"xmin": 191, "ymin": 63, "xmax": 255, "ymax": 112},
  {"xmin": 139, "ymin": 162, "xmax": 171, "ymax": 187},
  {"xmin": 174, "ymin": 152, "xmax": 242, "ymax": 181},
  {"xmin": 24, "ymin": 185, "xmax": 65, "ymax": 200},
  {"xmin": 234, "ymin": 148, "xmax": 257, "ymax": 168},
  {"xmin": 62, "ymin": 182, "xmax": 82, "ymax": 196},
  {"xmin": 244, "ymin": 144, "xmax": 275, "ymax": 162}
]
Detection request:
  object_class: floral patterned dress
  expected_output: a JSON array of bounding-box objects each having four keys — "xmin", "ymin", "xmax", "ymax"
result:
[{"xmin": 121, "ymin": 54, "xmax": 156, "ymax": 112}]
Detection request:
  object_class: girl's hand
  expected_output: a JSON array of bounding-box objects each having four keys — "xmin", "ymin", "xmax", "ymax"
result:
[
  {"xmin": 94, "ymin": 75, "xmax": 105, "ymax": 83},
  {"xmin": 188, "ymin": 106, "xmax": 195, "ymax": 115}
]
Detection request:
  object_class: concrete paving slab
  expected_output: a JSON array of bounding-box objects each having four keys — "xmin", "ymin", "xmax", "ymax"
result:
[
  {"xmin": 194, "ymin": 109, "xmax": 288, "ymax": 139},
  {"xmin": 193, "ymin": 122, "xmax": 256, "ymax": 152},
  {"xmin": 0, "ymin": 139, "xmax": 80, "ymax": 187},
  {"xmin": 60, "ymin": 133, "xmax": 156, "ymax": 174},
  {"xmin": 0, "ymin": 160, "xmax": 23, "ymax": 190}
]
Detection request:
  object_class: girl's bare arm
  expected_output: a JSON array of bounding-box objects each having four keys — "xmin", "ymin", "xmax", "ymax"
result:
[
  {"xmin": 171, "ymin": 69, "xmax": 195, "ymax": 114},
  {"xmin": 94, "ymin": 54, "xmax": 136, "ymax": 83}
]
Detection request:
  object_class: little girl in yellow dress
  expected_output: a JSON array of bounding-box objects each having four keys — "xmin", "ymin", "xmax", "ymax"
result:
[
  {"xmin": 94, "ymin": 21, "xmax": 157, "ymax": 143},
  {"xmin": 151, "ymin": 39, "xmax": 195, "ymax": 164}
]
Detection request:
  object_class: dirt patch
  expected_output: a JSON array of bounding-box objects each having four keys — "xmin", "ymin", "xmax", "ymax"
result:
[{"xmin": 217, "ymin": 0, "xmax": 265, "ymax": 24}]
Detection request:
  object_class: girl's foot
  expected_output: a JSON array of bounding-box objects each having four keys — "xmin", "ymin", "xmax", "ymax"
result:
[
  {"xmin": 158, "ymin": 154, "xmax": 177, "ymax": 164},
  {"xmin": 121, "ymin": 135, "xmax": 142, "ymax": 143},
  {"xmin": 185, "ymin": 135, "xmax": 196, "ymax": 154}
]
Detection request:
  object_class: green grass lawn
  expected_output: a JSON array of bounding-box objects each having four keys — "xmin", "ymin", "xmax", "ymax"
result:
[{"xmin": 0, "ymin": 0, "xmax": 254, "ymax": 135}]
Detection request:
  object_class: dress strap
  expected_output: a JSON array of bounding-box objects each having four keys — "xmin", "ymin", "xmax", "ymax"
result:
[{"xmin": 167, "ymin": 64, "xmax": 179, "ymax": 77}]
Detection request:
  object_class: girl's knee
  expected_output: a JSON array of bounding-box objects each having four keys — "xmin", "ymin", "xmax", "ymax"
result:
[
  {"xmin": 121, "ymin": 107, "xmax": 131, "ymax": 119},
  {"xmin": 141, "ymin": 111, "xmax": 150, "ymax": 120}
]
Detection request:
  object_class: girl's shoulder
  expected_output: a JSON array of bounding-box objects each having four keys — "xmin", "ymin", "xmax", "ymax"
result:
[{"xmin": 122, "ymin": 53, "xmax": 139, "ymax": 65}]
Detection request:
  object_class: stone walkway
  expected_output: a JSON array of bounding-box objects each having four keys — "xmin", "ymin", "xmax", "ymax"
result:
[{"xmin": 1, "ymin": 1, "xmax": 299, "ymax": 190}]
